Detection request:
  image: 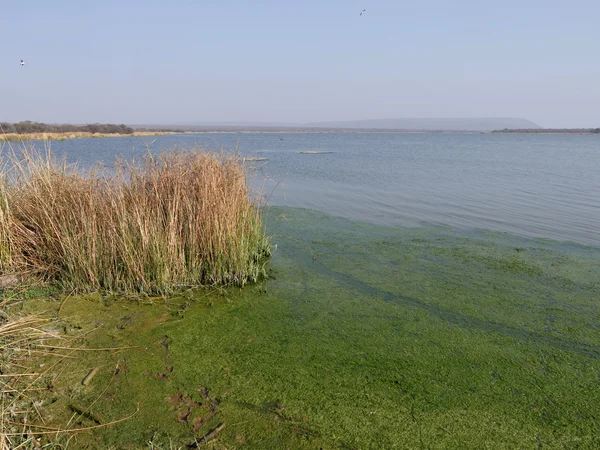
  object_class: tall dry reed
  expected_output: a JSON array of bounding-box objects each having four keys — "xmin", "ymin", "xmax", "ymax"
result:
[{"xmin": 0, "ymin": 148, "xmax": 270, "ymax": 294}]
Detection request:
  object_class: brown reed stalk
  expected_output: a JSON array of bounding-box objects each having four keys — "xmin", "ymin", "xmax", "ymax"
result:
[{"xmin": 0, "ymin": 148, "xmax": 270, "ymax": 294}]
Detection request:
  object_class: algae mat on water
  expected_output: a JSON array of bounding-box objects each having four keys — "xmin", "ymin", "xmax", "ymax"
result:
[{"xmin": 17, "ymin": 207, "xmax": 600, "ymax": 449}]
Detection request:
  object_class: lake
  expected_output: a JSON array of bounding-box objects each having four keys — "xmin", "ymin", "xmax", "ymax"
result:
[
  {"xmin": 10, "ymin": 131, "xmax": 600, "ymax": 246},
  {"xmin": 8, "ymin": 133, "xmax": 600, "ymax": 448}
]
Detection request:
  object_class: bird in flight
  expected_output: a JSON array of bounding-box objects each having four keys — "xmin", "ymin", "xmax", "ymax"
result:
[
  {"xmin": 20, "ymin": 60, "xmax": 24, "ymax": 66},
  {"xmin": 360, "ymin": 9, "xmax": 366, "ymax": 16}
]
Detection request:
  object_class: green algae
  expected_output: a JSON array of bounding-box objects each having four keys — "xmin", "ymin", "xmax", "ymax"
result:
[{"xmin": 12, "ymin": 206, "xmax": 600, "ymax": 449}]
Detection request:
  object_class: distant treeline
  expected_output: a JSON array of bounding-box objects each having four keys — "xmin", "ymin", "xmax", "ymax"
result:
[
  {"xmin": 492, "ymin": 128, "xmax": 600, "ymax": 134},
  {"xmin": 0, "ymin": 121, "xmax": 134, "ymax": 135}
]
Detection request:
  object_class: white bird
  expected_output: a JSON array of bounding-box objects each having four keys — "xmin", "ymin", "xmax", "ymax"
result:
[
  {"xmin": 20, "ymin": 60, "xmax": 24, "ymax": 66},
  {"xmin": 360, "ymin": 9, "xmax": 366, "ymax": 16}
]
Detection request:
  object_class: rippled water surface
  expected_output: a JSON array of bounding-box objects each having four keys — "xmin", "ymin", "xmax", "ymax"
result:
[{"xmin": 10, "ymin": 132, "xmax": 600, "ymax": 246}]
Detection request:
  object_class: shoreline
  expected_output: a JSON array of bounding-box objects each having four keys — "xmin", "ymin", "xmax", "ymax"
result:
[
  {"xmin": 0, "ymin": 131, "xmax": 184, "ymax": 142},
  {"xmin": 491, "ymin": 129, "xmax": 600, "ymax": 135},
  {"xmin": 0, "ymin": 130, "xmax": 483, "ymax": 141},
  {"xmin": 4, "ymin": 129, "xmax": 599, "ymax": 141}
]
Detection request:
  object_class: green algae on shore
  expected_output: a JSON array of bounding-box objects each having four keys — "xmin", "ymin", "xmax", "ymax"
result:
[{"xmin": 10, "ymin": 207, "xmax": 600, "ymax": 449}]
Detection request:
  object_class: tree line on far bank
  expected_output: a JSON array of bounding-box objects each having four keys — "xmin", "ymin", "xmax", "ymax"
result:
[{"xmin": 0, "ymin": 121, "xmax": 134, "ymax": 135}]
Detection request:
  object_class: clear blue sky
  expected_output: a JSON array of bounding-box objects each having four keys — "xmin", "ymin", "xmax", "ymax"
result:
[{"xmin": 2, "ymin": 0, "xmax": 599, "ymax": 127}]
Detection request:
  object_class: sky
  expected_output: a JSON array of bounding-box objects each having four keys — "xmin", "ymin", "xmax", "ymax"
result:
[{"xmin": 2, "ymin": 0, "xmax": 599, "ymax": 128}]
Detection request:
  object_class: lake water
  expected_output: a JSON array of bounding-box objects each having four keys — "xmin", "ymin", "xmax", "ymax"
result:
[{"xmin": 6, "ymin": 132, "xmax": 600, "ymax": 246}]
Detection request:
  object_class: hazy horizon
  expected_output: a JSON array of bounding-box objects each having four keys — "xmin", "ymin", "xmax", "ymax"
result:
[
  {"xmin": 1, "ymin": 117, "xmax": 544, "ymax": 130},
  {"xmin": 2, "ymin": 1, "xmax": 599, "ymax": 128},
  {"xmin": 129, "ymin": 117, "xmax": 543, "ymax": 131}
]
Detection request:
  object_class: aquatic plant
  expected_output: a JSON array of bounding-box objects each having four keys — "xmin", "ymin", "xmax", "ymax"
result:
[{"xmin": 0, "ymin": 148, "xmax": 270, "ymax": 294}]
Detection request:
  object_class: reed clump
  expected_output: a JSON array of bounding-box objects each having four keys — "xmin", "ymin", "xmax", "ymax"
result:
[{"xmin": 0, "ymin": 148, "xmax": 270, "ymax": 294}]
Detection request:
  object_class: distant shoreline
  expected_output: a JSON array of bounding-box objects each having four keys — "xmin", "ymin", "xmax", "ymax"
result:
[
  {"xmin": 0, "ymin": 129, "xmax": 483, "ymax": 142},
  {"xmin": 136, "ymin": 126, "xmax": 485, "ymax": 134},
  {"xmin": 0, "ymin": 131, "xmax": 182, "ymax": 142},
  {"xmin": 491, "ymin": 128, "xmax": 600, "ymax": 135},
  {"xmin": 2, "ymin": 128, "xmax": 599, "ymax": 142}
]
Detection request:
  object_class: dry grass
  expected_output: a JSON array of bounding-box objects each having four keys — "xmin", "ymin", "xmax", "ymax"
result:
[
  {"xmin": 0, "ymin": 293, "xmax": 136, "ymax": 449},
  {"xmin": 0, "ymin": 131, "xmax": 176, "ymax": 142},
  {"xmin": 0, "ymin": 148, "xmax": 270, "ymax": 294},
  {"xmin": 0, "ymin": 303, "xmax": 62, "ymax": 449}
]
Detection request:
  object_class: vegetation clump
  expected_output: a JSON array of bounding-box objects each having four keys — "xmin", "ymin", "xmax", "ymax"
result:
[
  {"xmin": 0, "ymin": 121, "xmax": 134, "ymax": 135},
  {"xmin": 0, "ymin": 148, "xmax": 270, "ymax": 294}
]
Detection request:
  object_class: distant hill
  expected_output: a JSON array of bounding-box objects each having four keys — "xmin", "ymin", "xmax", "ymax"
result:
[
  {"xmin": 305, "ymin": 118, "xmax": 542, "ymax": 131},
  {"xmin": 132, "ymin": 118, "xmax": 544, "ymax": 133}
]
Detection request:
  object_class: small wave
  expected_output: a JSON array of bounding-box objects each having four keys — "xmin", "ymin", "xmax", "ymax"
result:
[{"xmin": 243, "ymin": 157, "xmax": 269, "ymax": 161}]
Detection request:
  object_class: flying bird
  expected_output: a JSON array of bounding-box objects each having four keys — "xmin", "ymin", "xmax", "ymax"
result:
[
  {"xmin": 360, "ymin": 9, "xmax": 366, "ymax": 16},
  {"xmin": 20, "ymin": 60, "xmax": 24, "ymax": 66}
]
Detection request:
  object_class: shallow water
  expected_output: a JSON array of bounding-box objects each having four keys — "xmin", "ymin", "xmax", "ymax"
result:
[
  {"xmin": 5, "ymin": 132, "xmax": 600, "ymax": 246},
  {"xmin": 19, "ymin": 207, "xmax": 600, "ymax": 448}
]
